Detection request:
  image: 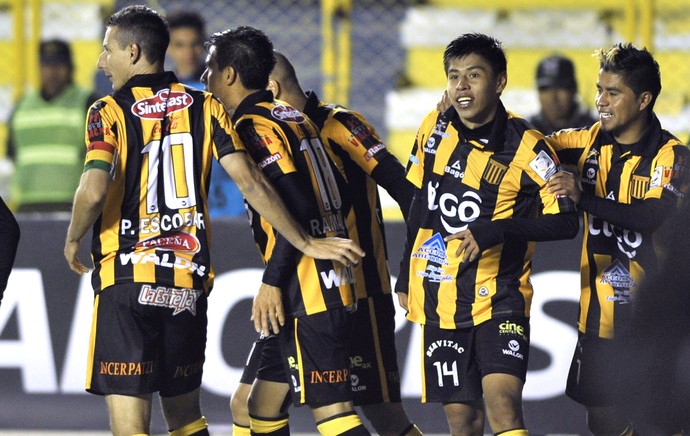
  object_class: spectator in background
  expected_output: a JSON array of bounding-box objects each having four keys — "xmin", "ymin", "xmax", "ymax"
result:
[
  {"xmin": 0, "ymin": 195, "xmax": 19, "ymax": 305},
  {"xmin": 167, "ymin": 9, "xmax": 245, "ymax": 218},
  {"xmin": 7, "ymin": 39, "xmax": 97, "ymax": 213},
  {"xmin": 528, "ymin": 54, "xmax": 597, "ymax": 135}
]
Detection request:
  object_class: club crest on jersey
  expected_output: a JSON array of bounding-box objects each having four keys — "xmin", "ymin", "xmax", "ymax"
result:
[
  {"xmin": 131, "ymin": 89, "xmax": 193, "ymax": 120},
  {"xmin": 135, "ymin": 231, "xmax": 201, "ymax": 253},
  {"xmin": 271, "ymin": 104, "xmax": 306, "ymax": 123}
]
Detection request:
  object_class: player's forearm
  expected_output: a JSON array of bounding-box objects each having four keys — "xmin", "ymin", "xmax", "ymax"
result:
[
  {"xmin": 238, "ymin": 163, "xmax": 310, "ymax": 252},
  {"xmin": 66, "ymin": 182, "xmax": 106, "ymax": 243}
]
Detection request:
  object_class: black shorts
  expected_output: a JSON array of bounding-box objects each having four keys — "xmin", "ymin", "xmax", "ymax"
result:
[
  {"xmin": 421, "ymin": 317, "xmax": 530, "ymax": 403},
  {"xmin": 566, "ymin": 332, "xmax": 623, "ymax": 407},
  {"xmin": 86, "ymin": 282, "xmax": 207, "ymax": 397},
  {"xmin": 239, "ymin": 333, "xmax": 268, "ymax": 385},
  {"xmin": 348, "ymin": 293, "xmax": 402, "ymax": 405},
  {"xmin": 256, "ymin": 307, "xmax": 354, "ymax": 408}
]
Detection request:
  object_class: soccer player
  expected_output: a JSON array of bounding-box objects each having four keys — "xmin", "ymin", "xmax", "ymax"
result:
[
  {"xmin": 63, "ymin": 7, "xmax": 362, "ymax": 436},
  {"xmin": 0, "ymin": 195, "xmax": 19, "ymax": 305},
  {"xmin": 228, "ymin": 51, "xmax": 421, "ymax": 436},
  {"xmin": 546, "ymin": 43, "xmax": 690, "ymax": 436},
  {"xmin": 202, "ymin": 27, "xmax": 370, "ymax": 435},
  {"xmin": 397, "ymin": 33, "xmax": 578, "ymax": 436}
]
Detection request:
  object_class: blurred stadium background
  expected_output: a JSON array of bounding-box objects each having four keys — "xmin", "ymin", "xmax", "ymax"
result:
[
  {"xmin": 2, "ymin": 1, "xmax": 685, "ymax": 434},
  {"xmin": 2, "ymin": 0, "xmax": 690, "ymax": 187}
]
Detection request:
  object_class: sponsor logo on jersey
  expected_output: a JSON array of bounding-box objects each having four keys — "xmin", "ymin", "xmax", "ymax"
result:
[
  {"xmin": 413, "ymin": 234, "xmax": 453, "ymax": 282},
  {"xmin": 601, "ymin": 259, "xmax": 636, "ymax": 304},
  {"xmin": 350, "ymin": 374, "xmax": 367, "ymax": 392},
  {"xmin": 664, "ymin": 182, "xmax": 686, "ymax": 198},
  {"xmin": 135, "ymin": 231, "xmax": 200, "ymax": 253},
  {"xmin": 350, "ymin": 355, "xmax": 372, "ymax": 369},
  {"xmin": 364, "ymin": 143, "xmax": 386, "ymax": 161},
  {"xmin": 119, "ymin": 252, "xmax": 207, "ymax": 277},
  {"xmin": 424, "ymin": 136, "xmax": 437, "ymax": 154},
  {"xmin": 588, "ymin": 217, "xmax": 642, "ymax": 259},
  {"xmin": 502, "ymin": 339, "xmax": 524, "ymax": 360},
  {"xmin": 310, "ymin": 368, "xmax": 350, "ymax": 384},
  {"xmin": 425, "ymin": 339, "xmax": 465, "ymax": 357},
  {"xmin": 258, "ymin": 152, "xmax": 282, "ymax": 169},
  {"xmin": 529, "ymin": 150, "xmax": 558, "ymax": 181},
  {"xmin": 131, "ymin": 89, "xmax": 193, "ymax": 120},
  {"xmin": 99, "ymin": 360, "xmax": 154, "ymax": 376},
  {"xmin": 413, "ymin": 233, "xmax": 448, "ymax": 266},
  {"xmin": 271, "ymin": 104, "xmax": 306, "ymax": 123},
  {"xmin": 499, "ymin": 320, "xmax": 527, "ymax": 341},
  {"xmin": 444, "ymin": 160, "xmax": 465, "ymax": 179},
  {"xmin": 137, "ymin": 284, "xmax": 202, "ymax": 315},
  {"xmin": 174, "ymin": 360, "xmax": 204, "ymax": 378}
]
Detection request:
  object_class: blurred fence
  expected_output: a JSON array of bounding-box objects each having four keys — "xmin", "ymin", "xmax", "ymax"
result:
[{"xmin": 1, "ymin": 0, "xmax": 690, "ymax": 178}]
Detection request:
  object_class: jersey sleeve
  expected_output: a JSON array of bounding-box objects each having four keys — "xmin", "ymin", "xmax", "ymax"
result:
[
  {"xmin": 83, "ymin": 99, "xmax": 118, "ymax": 178},
  {"xmin": 406, "ymin": 109, "xmax": 440, "ymax": 189},
  {"xmin": 326, "ymin": 110, "xmax": 413, "ymax": 214},
  {"xmin": 234, "ymin": 116, "xmax": 297, "ymax": 181},
  {"xmin": 547, "ymin": 124, "xmax": 597, "ymax": 167}
]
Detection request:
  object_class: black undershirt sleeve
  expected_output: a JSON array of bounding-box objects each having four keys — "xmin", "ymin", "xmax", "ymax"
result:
[
  {"xmin": 394, "ymin": 188, "xmax": 424, "ymax": 295},
  {"xmin": 370, "ymin": 154, "xmax": 414, "ymax": 220},
  {"xmin": 470, "ymin": 211, "xmax": 579, "ymax": 252},
  {"xmin": 577, "ymin": 190, "xmax": 672, "ymax": 233}
]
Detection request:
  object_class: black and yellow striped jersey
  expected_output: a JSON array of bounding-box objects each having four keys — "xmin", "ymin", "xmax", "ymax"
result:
[
  {"xmin": 549, "ymin": 118, "xmax": 690, "ymax": 338},
  {"xmin": 403, "ymin": 103, "xmax": 576, "ymax": 329},
  {"xmin": 303, "ymin": 91, "xmax": 411, "ymax": 300},
  {"xmin": 84, "ymin": 72, "xmax": 240, "ymax": 293},
  {"xmin": 232, "ymin": 90, "xmax": 356, "ymax": 317}
]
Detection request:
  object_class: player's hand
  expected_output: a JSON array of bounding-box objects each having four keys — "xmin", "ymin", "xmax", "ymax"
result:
[
  {"xmin": 397, "ymin": 292, "xmax": 409, "ymax": 311},
  {"xmin": 445, "ymin": 229, "xmax": 480, "ymax": 262},
  {"xmin": 437, "ymin": 90, "xmax": 452, "ymax": 113},
  {"xmin": 252, "ymin": 283, "xmax": 285, "ymax": 334},
  {"xmin": 546, "ymin": 170, "xmax": 581, "ymax": 204},
  {"xmin": 303, "ymin": 236, "xmax": 365, "ymax": 267},
  {"xmin": 64, "ymin": 240, "xmax": 89, "ymax": 275}
]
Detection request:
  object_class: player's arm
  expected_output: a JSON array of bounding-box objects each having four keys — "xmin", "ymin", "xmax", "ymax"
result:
[
  {"xmin": 64, "ymin": 168, "xmax": 111, "ymax": 274},
  {"xmin": 254, "ymin": 172, "xmax": 321, "ymax": 334},
  {"xmin": 330, "ymin": 111, "xmax": 414, "ymax": 217},
  {"xmin": 395, "ymin": 187, "xmax": 424, "ymax": 310},
  {"xmin": 549, "ymin": 145, "xmax": 689, "ymax": 233},
  {"xmin": 0, "ymin": 196, "xmax": 20, "ymax": 302},
  {"xmin": 219, "ymin": 152, "xmax": 364, "ymax": 265}
]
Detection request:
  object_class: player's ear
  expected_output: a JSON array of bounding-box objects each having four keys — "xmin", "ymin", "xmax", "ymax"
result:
[
  {"xmin": 224, "ymin": 66, "xmax": 237, "ymax": 86},
  {"xmin": 638, "ymin": 91, "xmax": 653, "ymax": 112},
  {"xmin": 129, "ymin": 43, "xmax": 142, "ymax": 65},
  {"xmin": 267, "ymin": 79, "xmax": 280, "ymax": 99}
]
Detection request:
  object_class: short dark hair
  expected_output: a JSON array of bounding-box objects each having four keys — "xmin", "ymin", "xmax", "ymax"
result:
[
  {"xmin": 167, "ymin": 10, "xmax": 205, "ymax": 37},
  {"xmin": 207, "ymin": 26, "xmax": 275, "ymax": 90},
  {"xmin": 106, "ymin": 5, "xmax": 169, "ymax": 66},
  {"xmin": 596, "ymin": 43, "xmax": 661, "ymax": 112},
  {"xmin": 443, "ymin": 33, "xmax": 506, "ymax": 78}
]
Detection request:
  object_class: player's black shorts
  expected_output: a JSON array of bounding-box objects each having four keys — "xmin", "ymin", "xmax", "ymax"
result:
[
  {"xmin": 256, "ymin": 307, "xmax": 354, "ymax": 408},
  {"xmin": 348, "ymin": 293, "xmax": 402, "ymax": 405},
  {"xmin": 421, "ymin": 317, "xmax": 530, "ymax": 403},
  {"xmin": 566, "ymin": 331, "xmax": 622, "ymax": 407},
  {"xmin": 86, "ymin": 282, "xmax": 207, "ymax": 397},
  {"xmin": 239, "ymin": 333, "xmax": 268, "ymax": 385}
]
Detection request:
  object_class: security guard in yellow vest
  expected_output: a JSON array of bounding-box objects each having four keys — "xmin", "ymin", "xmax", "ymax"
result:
[{"xmin": 8, "ymin": 39, "xmax": 96, "ymax": 213}]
